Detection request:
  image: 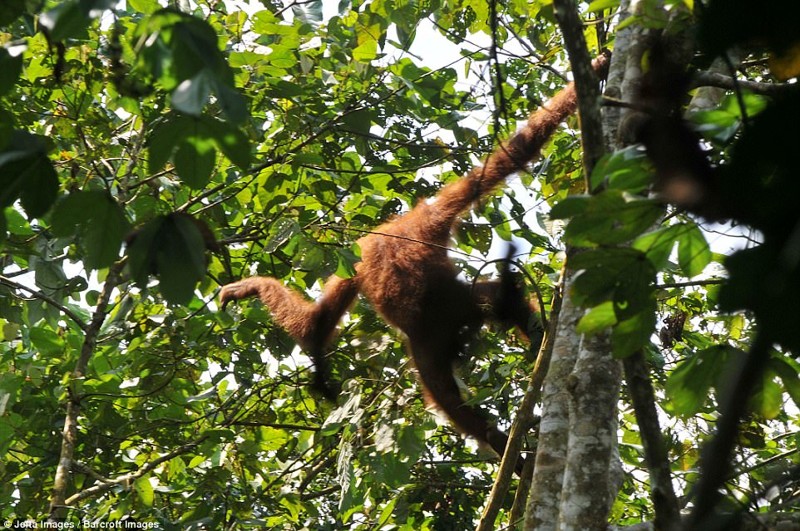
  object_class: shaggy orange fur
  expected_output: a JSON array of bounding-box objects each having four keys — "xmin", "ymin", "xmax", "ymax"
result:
[{"xmin": 221, "ymin": 53, "xmax": 610, "ymax": 471}]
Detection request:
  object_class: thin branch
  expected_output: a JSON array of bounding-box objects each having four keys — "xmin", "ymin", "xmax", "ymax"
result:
[
  {"xmin": 48, "ymin": 261, "xmax": 125, "ymax": 520},
  {"xmin": 64, "ymin": 437, "xmax": 209, "ymax": 506},
  {"xmin": 477, "ymin": 270, "xmax": 564, "ymax": 531},
  {"xmin": 489, "ymin": 0, "xmax": 511, "ymax": 137},
  {"xmin": 691, "ymin": 71, "xmax": 794, "ymax": 97},
  {"xmin": 623, "ymin": 352, "xmax": 681, "ymax": 531},
  {"xmin": 0, "ymin": 275, "xmax": 88, "ymax": 332},
  {"xmin": 656, "ymin": 278, "xmax": 725, "ymax": 289},
  {"xmin": 553, "ymin": 0, "xmax": 607, "ymax": 180},
  {"xmin": 688, "ymin": 332, "xmax": 773, "ymax": 529}
]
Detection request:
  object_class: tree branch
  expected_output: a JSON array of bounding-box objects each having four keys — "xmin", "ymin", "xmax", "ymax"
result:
[
  {"xmin": 0, "ymin": 274, "xmax": 88, "ymax": 332},
  {"xmin": 623, "ymin": 352, "xmax": 681, "ymax": 531},
  {"xmin": 655, "ymin": 279, "xmax": 725, "ymax": 289},
  {"xmin": 691, "ymin": 71, "xmax": 795, "ymax": 97},
  {"xmin": 477, "ymin": 276, "xmax": 564, "ymax": 530},
  {"xmin": 64, "ymin": 438, "xmax": 209, "ymax": 506},
  {"xmin": 48, "ymin": 261, "xmax": 124, "ymax": 520},
  {"xmin": 688, "ymin": 333, "xmax": 773, "ymax": 529},
  {"xmin": 553, "ymin": 0, "xmax": 606, "ymax": 181}
]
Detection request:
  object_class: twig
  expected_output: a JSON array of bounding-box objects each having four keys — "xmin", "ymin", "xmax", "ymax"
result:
[
  {"xmin": 691, "ymin": 71, "xmax": 794, "ymax": 97},
  {"xmin": 477, "ymin": 273, "xmax": 563, "ymax": 530},
  {"xmin": 64, "ymin": 438, "xmax": 209, "ymax": 505},
  {"xmin": 0, "ymin": 274, "xmax": 88, "ymax": 332}
]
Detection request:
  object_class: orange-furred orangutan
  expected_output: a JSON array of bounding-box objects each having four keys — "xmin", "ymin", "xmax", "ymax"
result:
[{"xmin": 221, "ymin": 52, "xmax": 610, "ymax": 472}]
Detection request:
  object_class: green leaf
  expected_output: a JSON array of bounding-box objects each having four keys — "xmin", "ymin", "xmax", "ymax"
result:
[
  {"xmin": 149, "ymin": 114, "xmax": 250, "ymax": 176},
  {"xmin": 202, "ymin": 116, "xmax": 251, "ymax": 170},
  {"xmin": 0, "ymin": 131, "xmax": 58, "ymax": 218},
  {"xmin": 127, "ymin": 0, "xmax": 160, "ymax": 13},
  {"xmin": 265, "ymin": 219, "xmax": 301, "ymax": 254},
  {"xmin": 291, "ymin": 0, "xmax": 323, "ymax": 23},
  {"xmin": 342, "ymin": 108, "xmax": 375, "ymax": 137},
  {"xmin": 751, "ymin": 377, "xmax": 782, "ymax": 419},
  {"xmin": 127, "ymin": 213, "xmax": 209, "ymax": 305},
  {"xmin": 213, "ymin": 80, "xmax": 249, "ymax": 125},
  {"xmin": 171, "ymin": 17, "xmax": 224, "ymax": 80},
  {"xmin": 633, "ymin": 223, "xmax": 687, "ymax": 270},
  {"xmin": 134, "ymin": 475, "xmax": 155, "ymax": 507},
  {"xmin": 29, "ymin": 326, "xmax": 65, "ymax": 356},
  {"xmin": 174, "ymin": 137, "xmax": 216, "ymax": 189},
  {"xmin": 563, "ymin": 190, "xmax": 664, "ymax": 246},
  {"xmin": 137, "ymin": 10, "xmax": 248, "ymax": 123},
  {"xmin": 0, "ymin": 47, "xmax": 22, "ymax": 97},
  {"xmin": 39, "ymin": 1, "xmax": 87, "ymax": 42},
  {"xmin": 39, "ymin": 0, "xmax": 114, "ymax": 41},
  {"xmin": 353, "ymin": 39, "xmax": 378, "ymax": 62},
  {"xmin": 768, "ymin": 356, "xmax": 800, "ymax": 410},
  {"xmin": 665, "ymin": 345, "xmax": 740, "ymax": 417},
  {"xmin": 127, "ymin": 220, "xmax": 160, "ymax": 288},
  {"xmin": 591, "ymin": 146, "xmax": 651, "ymax": 193},
  {"xmin": 18, "ymin": 155, "xmax": 58, "ymax": 218},
  {"xmin": 334, "ymin": 244, "xmax": 360, "ymax": 279},
  {"xmin": 35, "ymin": 260, "xmax": 67, "ymax": 293},
  {"xmin": 676, "ymin": 222, "xmax": 712, "ymax": 277},
  {"xmin": 148, "ymin": 119, "xmax": 182, "ymax": 174},
  {"xmin": 156, "ymin": 214, "xmax": 208, "ymax": 305},
  {"xmin": 587, "ymin": 0, "xmax": 620, "ymax": 12},
  {"xmin": 266, "ymin": 45, "xmax": 298, "ymax": 70},
  {"xmin": 377, "ymin": 497, "xmax": 399, "ymax": 527},
  {"xmin": 171, "ymin": 70, "xmax": 213, "ymax": 116},
  {"xmin": 156, "ymin": 215, "xmax": 206, "ymax": 304},
  {"xmin": 5, "ymin": 206, "xmax": 32, "ymax": 237},
  {"xmin": 690, "ymin": 93, "xmax": 767, "ymax": 144},
  {"xmin": 51, "ymin": 191, "xmax": 129, "ymax": 269},
  {"xmin": 570, "ymin": 247, "xmax": 655, "ymax": 319},
  {"xmin": 611, "ymin": 306, "xmax": 657, "ymax": 358},
  {"xmin": 295, "ymin": 238, "xmax": 325, "ymax": 271},
  {"xmin": 550, "ymin": 195, "xmax": 590, "ymax": 219},
  {"xmin": 458, "ymin": 222, "xmax": 492, "ymax": 254},
  {"xmin": 576, "ymin": 301, "xmax": 617, "ymax": 334}
]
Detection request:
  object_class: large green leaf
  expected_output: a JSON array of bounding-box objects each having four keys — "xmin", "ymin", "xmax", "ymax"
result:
[
  {"xmin": 137, "ymin": 10, "xmax": 248, "ymax": 123},
  {"xmin": 570, "ymin": 247, "xmax": 656, "ymax": 320},
  {"xmin": 0, "ymin": 47, "xmax": 22, "ymax": 97},
  {"xmin": 632, "ymin": 223, "xmax": 687, "ymax": 270},
  {"xmin": 173, "ymin": 136, "xmax": 216, "ymax": 189},
  {"xmin": 769, "ymin": 357, "xmax": 800, "ymax": 409},
  {"xmin": 39, "ymin": 0, "xmax": 116, "ymax": 41},
  {"xmin": 51, "ymin": 191, "xmax": 130, "ymax": 269},
  {"xmin": 556, "ymin": 190, "xmax": 664, "ymax": 246},
  {"xmin": 171, "ymin": 70, "xmax": 214, "ymax": 116},
  {"xmin": 29, "ymin": 326, "xmax": 65, "ymax": 356},
  {"xmin": 148, "ymin": 114, "xmax": 250, "ymax": 181},
  {"xmin": 134, "ymin": 475, "xmax": 155, "ymax": 507},
  {"xmin": 590, "ymin": 146, "xmax": 651, "ymax": 193},
  {"xmin": 0, "ymin": 131, "xmax": 58, "ymax": 218},
  {"xmin": 39, "ymin": 1, "xmax": 88, "ymax": 42},
  {"xmin": 665, "ymin": 345, "xmax": 741, "ymax": 417},
  {"xmin": 676, "ymin": 222, "xmax": 712, "ymax": 277},
  {"xmin": 127, "ymin": 213, "xmax": 210, "ymax": 305},
  {"xmin": 200, "ymin": 116, "xmax": 251, "ymax": 170}
]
